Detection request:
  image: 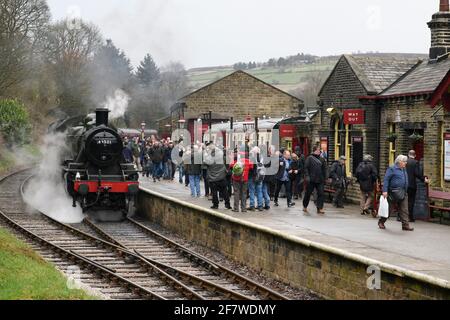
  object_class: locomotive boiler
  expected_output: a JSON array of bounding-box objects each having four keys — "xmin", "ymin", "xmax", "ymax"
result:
[{"xmin": 56, "ymin": 107, "xmax": 139, "ymax": 217}]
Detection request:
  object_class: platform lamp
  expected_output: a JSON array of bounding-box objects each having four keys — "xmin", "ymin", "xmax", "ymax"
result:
[
  {"xmin": 388, "ymin": 109, "xmax": 403, "ymax": 166},
  {"xmin": 140, "ymin": 122, "xmax": 146, "ymax": 140},
  {"xmin": 326, "ymin": 107, "xmax": 342, "ymax": 161}
]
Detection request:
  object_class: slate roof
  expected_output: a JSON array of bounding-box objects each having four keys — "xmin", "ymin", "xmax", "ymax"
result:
[
  {"xmin": 175, "ymin": 70, "xmax": 303, "ymax": 107},
  {"xmin": 345, "ymin": 54, "xmax": 426, "ymax": 94},
  {"xmin": 380, "ymin": 56, "xmax": 450, "ymax": 96}
]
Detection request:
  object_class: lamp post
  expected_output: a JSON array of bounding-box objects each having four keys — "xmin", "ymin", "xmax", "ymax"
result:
[{"xmin": 140, "ymin": 122, "xmax": 146, "ymax": 141}]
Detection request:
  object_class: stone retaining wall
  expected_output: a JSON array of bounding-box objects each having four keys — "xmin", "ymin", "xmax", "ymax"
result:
[{"xmin": 138, "ymin": 188, "xmax": 450, "ymax": 300}]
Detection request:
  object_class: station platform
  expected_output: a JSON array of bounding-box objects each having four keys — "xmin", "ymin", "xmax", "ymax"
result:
[{"xmin": 140, "ymin": 177, "xmax": 450, "ymax": 285}]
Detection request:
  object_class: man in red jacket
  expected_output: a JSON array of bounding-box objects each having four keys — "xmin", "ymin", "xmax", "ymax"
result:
[{"xmin": 230, "ymin": 152, "xmax": 253, "ymax": 213}]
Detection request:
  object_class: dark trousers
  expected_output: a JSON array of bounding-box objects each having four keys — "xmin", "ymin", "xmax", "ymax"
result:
[
  {"xmin": 202, "ymin": 169, "xmax": 210, "ymax": 196},
  {"xmin": 292, "ymin": 175, "xmax": 303, "ymax": 198},
  {"xmin": 333, "ymin": 185, "xmax": 345, "ymax": 207},
  {"xmin": 379, "ymin": 195, "xmax": 410, "ymax": 225},
  {"xmin": 210, "ymin": 180, "xmax": 230, "ymax": 208},
  {"xmin": 407, "ymin": 188, "xmax": 417, "ymax": 220},
  {"xmin": 233, "ymin": 181, "xmax": 248, "ymax": 211},
  {"xmin": 275, "ymin": 180, "xmax": 292, "ymax": 205},
  {"xmin": 226, "ymin": 175, "xmax": 232, "ymax": 198},
  {"xmin": 303, "ymin": 182, "xmax": 325, "ymax": 210}
]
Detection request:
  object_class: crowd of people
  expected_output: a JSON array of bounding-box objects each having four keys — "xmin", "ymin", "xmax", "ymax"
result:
[
  {"xmin": 122, "ymin": 135, "xmax": 428, "ymax": 232},
  {"xmin": 122, "ymin": 135, "xmax": 176, "ymax": 182}
]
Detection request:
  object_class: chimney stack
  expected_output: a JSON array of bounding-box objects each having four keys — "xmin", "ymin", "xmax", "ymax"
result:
[
  {"xmin": 95, "ymin": 107, "xmax": 110, "ymax": 127},
  {"xmin": 428, "ymin": 0, "xmax": 450, "ymax": 60}
]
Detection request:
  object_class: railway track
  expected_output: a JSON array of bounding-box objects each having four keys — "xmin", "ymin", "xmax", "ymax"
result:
[{"xmin": 0, "ymin": 169, "xmax": 289, "ymax": 300}]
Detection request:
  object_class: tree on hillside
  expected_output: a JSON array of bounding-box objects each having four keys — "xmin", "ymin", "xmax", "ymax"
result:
[
  {"xmin": 89, "ymin": 39, "xmax": 133, "ymax": 106},
  {"xmin": 0, "ymin": 99, "xmax": 31, "ymax": 147},
  {"xmin": 128, "ymin": 61, "xmax": 189, "ymax": 128},
  {"xmin": 160, "ymin": 62, "xmax": 189, "ymax": 107},
  {"xmin": 136, "ymin": 54, "xmax": 160, "ymax": 87},
  {"xmin": 289, "ymin": 70, "xmax": 328, "ymax": 107},
  {"xmin": 44, "ymin": 18, "xmax": 102, "ymax": 116},
  {"xmin": 0, "ymin": 0, "xmax": 50, "ymax": 95}
]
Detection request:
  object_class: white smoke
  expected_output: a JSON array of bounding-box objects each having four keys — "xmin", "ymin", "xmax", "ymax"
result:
[
  {"xmin": 102, "ymin": 89, "xmax": 130, "ymax": 119},
  {"xmin": 24, "ymin": 133, "xmax": 85, "ymax": 224}
]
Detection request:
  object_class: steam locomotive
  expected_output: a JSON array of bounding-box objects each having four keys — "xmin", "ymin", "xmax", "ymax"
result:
[{"xmin": 51, "ymin": 107, "xmax": 139, "ymax": 217}]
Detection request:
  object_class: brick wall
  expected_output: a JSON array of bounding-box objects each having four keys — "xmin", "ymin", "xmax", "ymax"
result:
[
  {"xmin": 182, "ymin": 71, "xmax": 303, "ymax": 121},
  {"xmin": 318, "ymin": 56, "xmax": 380, "ymax": 171},
  {"xmin": 379, "ymin": 98, "xmax": 450, "ymax": 191},
  {"xmin": 138, "ymin": 189, "xmax": 450, "ymax": 300}
]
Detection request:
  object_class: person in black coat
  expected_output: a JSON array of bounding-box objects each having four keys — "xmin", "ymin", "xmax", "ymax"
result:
[
  {"xmin": 329, "ymin": 156, "xmax": 348, "ymax": 208},
  {"xmin": 406, "ymin": 150, "xmax": 428, "ymax": 222},
  {"xmin": 355, "ymin": 154, "xmax": 378, "ymax": 216},
  {"xmin": 303, "ymin": 145, "xmax": 328, "ymax": 214}
]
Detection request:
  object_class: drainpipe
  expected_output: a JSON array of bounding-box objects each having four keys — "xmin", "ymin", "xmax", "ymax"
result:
[{"xmin": 376, "ymin": 102, "xmax": 382, "ymax": 174}]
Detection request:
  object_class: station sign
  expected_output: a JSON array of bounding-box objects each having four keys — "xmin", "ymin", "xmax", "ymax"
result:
[
  {"xmin": 444, "ymin": 133, "xmax": 450, "ymax": 181},
  {"xmin": 280, "ymin": 125, "xmax": 296, "ymax": 138},
  {"xmin": 343, "ymin": 109, "xmax": 365, "ymax": 125}
]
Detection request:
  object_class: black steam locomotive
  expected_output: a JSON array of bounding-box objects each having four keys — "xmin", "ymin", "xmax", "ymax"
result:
[{"xmin": 52, "ymin": 108, "xmax": 139, "ymax": 217}]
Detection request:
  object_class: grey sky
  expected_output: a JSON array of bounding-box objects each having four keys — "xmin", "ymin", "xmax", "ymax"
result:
[{"xmin": 47, "ymin": 0, "xmax": 438, "ymax": 69}]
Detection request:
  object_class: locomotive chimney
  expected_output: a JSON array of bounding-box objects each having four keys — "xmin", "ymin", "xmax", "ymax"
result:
[{"xmin": 96, "ymin": 107, "xmax": 110, "ymax": 126}]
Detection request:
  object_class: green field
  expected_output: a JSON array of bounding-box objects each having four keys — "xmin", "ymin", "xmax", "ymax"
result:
[
  {"xmin": 187, "ymin": 60, "xmax": 337, "ymax": 93},
  {"xmin": 0, "ymin": 227, "xmax": 94, "ymax": 300}
]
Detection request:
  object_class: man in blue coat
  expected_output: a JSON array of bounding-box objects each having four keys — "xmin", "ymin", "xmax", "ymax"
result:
[{"xmin": 379, "ymin": 155, "xmax": 414, "ymax": 231}]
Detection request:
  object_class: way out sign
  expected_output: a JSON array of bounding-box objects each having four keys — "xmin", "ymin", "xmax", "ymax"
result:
[{"xmin": 344, "ymin": 109, "xmax": 365, "ymax": 125}]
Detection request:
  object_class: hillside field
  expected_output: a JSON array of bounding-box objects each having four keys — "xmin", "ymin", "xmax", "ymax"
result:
[{"xmin": 186, "ymin": 59, "xmax": 338, "ymax": 93}]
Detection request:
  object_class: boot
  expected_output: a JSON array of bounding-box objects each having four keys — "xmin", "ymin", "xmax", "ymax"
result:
[
  {"xmin": 402, "ymin": 224, "xmax": 414, "ymax": 231},
  {"xmin": 317, "ymin": 208, "xmax": 325, "ymax": 214},
  {"xmin": 378, "ymin": 221, "xmax": 386, "ymax": 230}
]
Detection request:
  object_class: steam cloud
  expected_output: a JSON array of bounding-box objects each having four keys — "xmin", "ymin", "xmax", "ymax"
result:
[
  {"xmin": 24, "ymin": 133, "xmax": 85, "ymax": 224},
  {"xmin": 102, "ymin": 89, "xmax": 130, "ymax": 119}
]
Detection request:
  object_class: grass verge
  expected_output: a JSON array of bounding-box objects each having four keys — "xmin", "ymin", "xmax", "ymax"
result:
[{"xmin": 0, "ymin": 227, "xmax": 95, "ymax": 300}]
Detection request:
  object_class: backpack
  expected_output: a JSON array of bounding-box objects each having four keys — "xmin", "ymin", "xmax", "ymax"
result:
[
  {"xmin": 356, "ymin": 162, "xmax": 371, "ymax": 181},
  {"xmin": 255, "ymin": 163, "xmax": 266, "ymax": 182},
  {"xmin": 232, "ymin": 162, "xmax": 244, "ymax": 177}
]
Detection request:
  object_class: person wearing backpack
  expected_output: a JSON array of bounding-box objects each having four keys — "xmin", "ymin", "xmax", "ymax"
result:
[
  {"xmin": 230, "ymin": 152, "xmax": 253, "ymax": 213},
  {"xmin": 248, "ymin": 147, "xmax": 264, "ymax": 212},
  {"xmin": 355, "ymin": 154, "xmax": 379, "ymax": 216},
  {"xmin": 329, "ymin": 156, "xmax": 349, "ymax": 208}
]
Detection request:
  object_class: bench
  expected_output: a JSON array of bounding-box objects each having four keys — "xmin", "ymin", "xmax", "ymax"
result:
[
  {"xmin": 324, "ymin": 182, "xmax": 336, "ymax": 203},
  {"xmin": 427, "ymin": 188, "xmax": 450, "ymax": 224}
]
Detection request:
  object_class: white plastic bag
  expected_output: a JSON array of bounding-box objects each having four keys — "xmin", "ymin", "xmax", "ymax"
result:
[{"xmin": 378, "ymin": 196, "xmax": 389, "ymax": 218}]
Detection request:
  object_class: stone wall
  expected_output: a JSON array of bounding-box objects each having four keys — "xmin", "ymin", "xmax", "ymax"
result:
[
  {"xmin": 138, "ymin": 188, "xmax": 450, "ymax": 300},
  {"xmin": 318, "ymin": 57, "xmax": 380, "ymax": 173},
  {"xmin": 182, "ymin": 71, "xmax": 303, "ymax": 121},
  {"xmin": 380, "ymin": 98, "xmax": 450, "ymax": 191}
]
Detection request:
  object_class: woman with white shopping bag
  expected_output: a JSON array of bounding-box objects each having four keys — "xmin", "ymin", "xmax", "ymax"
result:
[{"xmin": 378, "ymin": 155, "xmax": 414, "ymax": 231}]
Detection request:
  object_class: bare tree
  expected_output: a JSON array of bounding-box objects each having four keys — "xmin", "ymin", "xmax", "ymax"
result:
[
  {"xmin": 290, "ymin": 70, "xmax": 329, "ymax": 107},
  {"xmin": 44, "ymin": 18, "xmax": 102, "ymax": 116},
  {"xmin": 0, "ymin": 0, "xmax": 50, "ymax": 94}
]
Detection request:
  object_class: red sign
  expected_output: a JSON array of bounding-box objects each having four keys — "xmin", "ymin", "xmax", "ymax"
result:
[
  {"xmin": 344, "ymin": 109, "xmax": 365, "ymax": 125},
  {"xmin": 280, "ymin": 125, "xmax": 296, "ymax": 138}
]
